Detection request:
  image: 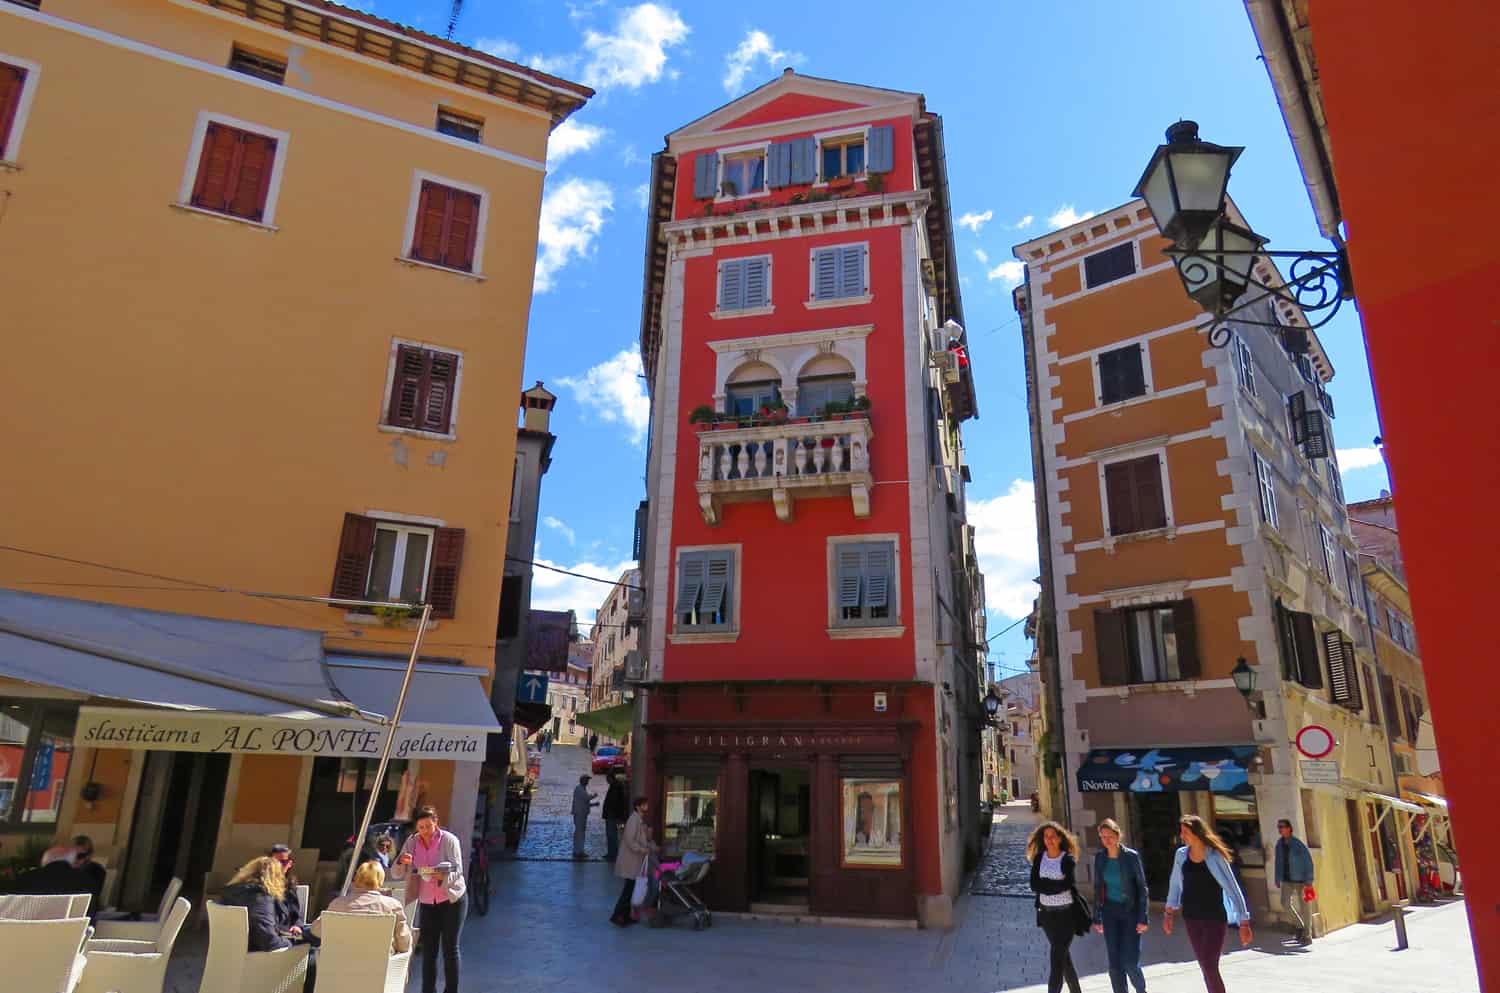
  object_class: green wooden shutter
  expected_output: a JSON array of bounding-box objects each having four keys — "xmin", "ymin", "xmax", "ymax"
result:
[
  {"xmin": 693, "ymin": 151, "xmax": 719, "ymax": 198},
  {"xmin": 864, "ymin": 543, "xmax": 892, "ymax": 609},
  {"xmin": 701, "ymin": 553, "xmax": 730, "ymax": 621},
  {"xmin": 743, "ymin": 257, "xmax": 768, "ymax": 307},
  {"xmin": 836, "ymin": 546, "xmax": 864, "ymax": 608},
  {"xmin": 767, "ymin": 141, "xmax": 793, "ymax": 188},
  {"xmin": 675, "ymin": 554, "xmax": 705, "ymax": 616},
  {"xmin": 867, "ymin": 125, "xmax": 895, "ymax": 173},
  {"xmin": 719, "ymin": 260, "xmax": 744, "ymax": 310},
  {"xmin": 789, "ymin": 137, "xmax": 817, "ymax": 184},
  {"xmin": 812, "ymin": 249, "xmax": 838, "ymax": 299}
]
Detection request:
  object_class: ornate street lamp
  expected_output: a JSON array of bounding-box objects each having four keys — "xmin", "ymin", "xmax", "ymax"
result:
[
  {"xmin": 1173, "ymin": 217, "xmax": 1268, "ymax": 314},
  {"xmin": 982, "ymin": 687, "xmax": 1003, "ymax": 723},
  {"xmin": 1133, "ymin": 120, "xmax": 1243, "ymax": 249},
  {"xmin": 1230, "ymin": 657, "xmax": 1257, "ymax": 707}
]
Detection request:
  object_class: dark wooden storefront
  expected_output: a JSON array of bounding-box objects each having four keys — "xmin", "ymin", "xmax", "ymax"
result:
[{"xmin": 647, "ymin": 719, "xmax": 919, "ymax": 919}]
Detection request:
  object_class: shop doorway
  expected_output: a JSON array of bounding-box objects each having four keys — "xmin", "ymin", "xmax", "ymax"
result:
[
  {"xmin": 1132, "ymin": 792, "xmax": 1181, "ymax": 901},
  {"xmin": 747, "ymin": 766, "xmax": 810, "ymax": 907},
  {"xmin": 119, "ymin": 752, "xmax": 229, "ymax": 913},
  {"xmin": 1346, "ymin": 799, "xmax": 1377, "ymax": 914}
]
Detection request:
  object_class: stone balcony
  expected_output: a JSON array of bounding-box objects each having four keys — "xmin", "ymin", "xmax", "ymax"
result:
[{"xmin": 694, "ymin": 416, "xmax": 873, "ymax": 524}]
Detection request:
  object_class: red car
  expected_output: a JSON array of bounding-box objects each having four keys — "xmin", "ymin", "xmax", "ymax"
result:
[{"xmin": 591, "ymin": 746, "xmax": 629, "ymax": 776}]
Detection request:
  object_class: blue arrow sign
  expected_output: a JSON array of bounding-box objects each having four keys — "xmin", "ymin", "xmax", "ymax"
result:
[{"xmin": 516, "ymin": 671, "xmax": 549, "ymax": 705}]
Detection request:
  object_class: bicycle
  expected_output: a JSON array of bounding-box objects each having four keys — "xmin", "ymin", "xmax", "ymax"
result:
[{"xmin": 468, "ymin": 834, "xmax": 492, "ymax": 916}]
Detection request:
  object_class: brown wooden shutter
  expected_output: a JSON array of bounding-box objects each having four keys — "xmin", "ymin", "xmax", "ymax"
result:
[
  {"xmin": 1105, "ymin": 463, "xmax": 1136, "ymax": 535},
  {"xmin": 411, "ymin": 181, "xmax": 448, "ymax": 263},
  {"xmin": 387, "ymin": 345, "xmax": 427, "ymax": 428},
  {"xmin": 1344, "ymin": 642, "xmax": 1363, "ymax": 711},
  {"xmin": 330, "ymin": 513, "xmax": 377, "ymax": 600},
  {"xmin": 228, "ymin": 131, "xmax": 277, "ymax": 221},
  {"xmin": 1379, "ymin": 673, "xmax": 1401, "ymax": 738},
  {"xmin": 1292, "ymin": 611, "xmax": 1321, "ymax": 689},
  {"xmin": 1274, "ymin": 601, "xmax": 1296, "ymax": 681},
  {"xmin": 443, "ymin": 189, "xmax": 481, "ymax": 271},
  {"xmin": 421, "ymin": 351, "xmax": 457, "ymax": 432},
  {"xmin": 1094, "ymin": 609, "xmax": 1131, "ymax": 686},
  {"xmin": 1172, "ymin": 600, "xmax": 1200, "ymax": 678},
  {"xmin": 427, "ymin": 527, "xmax": 465, "ymax": 619},
  {"xmin": 1323, "ymin": 630, "xmax": 1354, "ymax": 704},
  {"xmin": 191, "ymin": 123, "xmax": 240, "ymax": 212},
  {"xmin": 1134, "ymin": 455, "xmax": 1167, "ymax": 530},
  {"xmin": 0, "ymin": 64, "xmax": 26, "ymax": 155}
]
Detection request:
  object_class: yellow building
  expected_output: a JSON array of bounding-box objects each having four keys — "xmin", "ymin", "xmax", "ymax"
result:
[{"xmin": 0, "ymin": 0, "xmax": 588, "ymax": 911}]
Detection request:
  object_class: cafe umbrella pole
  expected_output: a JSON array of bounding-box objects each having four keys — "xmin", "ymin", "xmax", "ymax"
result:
[{"xmin": 340, "ymin": 602, "xmax": 434, "ymax": 897}]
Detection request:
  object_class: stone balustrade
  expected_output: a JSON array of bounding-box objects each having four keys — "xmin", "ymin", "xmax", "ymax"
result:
[{"xmin": 693, "ymin": 416, "xmax": 874, "ymax": 523}]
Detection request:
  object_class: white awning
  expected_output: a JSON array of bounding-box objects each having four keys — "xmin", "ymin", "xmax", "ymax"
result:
[
  {"xmin": 1362, "ymin": 790, "xmax": 1425, "ymax": 815},
  {"xmin": 1404, "ymin": 791, "xmax": 1449, "ymax": 811}
]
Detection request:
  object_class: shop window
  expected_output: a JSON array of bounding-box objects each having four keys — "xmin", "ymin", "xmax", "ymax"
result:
[
  {"xmin": 1094, "ymin": 600, "xmax": 1200, "ymax": 686},
  {"xmin": 1212, "ymin": 794, "xmax": 1263, "ymax": 867},
  {"xmin": 0, "ymin": 701, "xmax": 77, "ymax": 829},
  {"xmin": 840, "ymin": 778, "xmax": 902, "ymax": 867},
  {"xmin": 662, "ymin": 774, "xmax": 718, "ymax": 858},
  {"xmin": 301, "ymin": 757, "xmax": 409, "ymax": 859}
]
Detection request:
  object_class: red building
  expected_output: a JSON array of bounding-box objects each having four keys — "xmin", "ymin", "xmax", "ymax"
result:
[{"xmin": 634, "ymin": 71, "xmax": 985, "ymax": 926}]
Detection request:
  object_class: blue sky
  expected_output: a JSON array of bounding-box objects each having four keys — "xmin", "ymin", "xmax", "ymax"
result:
[{"xmin": 371, "ymin": 0, "xmax": 1389, "ymax": 678}]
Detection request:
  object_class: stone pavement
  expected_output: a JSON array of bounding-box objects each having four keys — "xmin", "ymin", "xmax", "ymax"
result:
[{"xmin": 508, "ymin": 739, "xmax": 618, "ymax": 860}]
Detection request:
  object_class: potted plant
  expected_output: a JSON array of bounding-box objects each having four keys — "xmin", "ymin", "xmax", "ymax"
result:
[
  {"xmin": 688, "ymin": 404, "xmax": 717, "ymax": 427},
  {"xmin": 821, "ymin": 399, "xmax": 851, "ymax": 421},
  {"xmin": 850, "ymin": 395, "xmax": 871, "ymax": 416},
  {"xmin": 865, "ymin": 172, "xmax": 885, "ymax": 194},
  {"xmin": 759, "ymin": 399, "xmax": 789, "ymax": 424}
]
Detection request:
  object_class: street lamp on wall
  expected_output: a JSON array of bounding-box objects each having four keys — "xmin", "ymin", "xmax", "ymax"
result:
[
  {"xmin": 983, "ymin": 687, "xmax": 1003, "ymax": 724},
  {"xmin": 1230, "ymin": 657, "xmax": 1257, "ymax": 708},
  {"xmin": 1135, "ymin": 121, "xmax": 1352, "ymax": 348}
]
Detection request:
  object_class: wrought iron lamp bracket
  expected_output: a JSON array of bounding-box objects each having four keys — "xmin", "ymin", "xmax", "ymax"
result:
[{"xmin": 1163, "ymin": 245, "xmax": 1351, "ymax": 348}]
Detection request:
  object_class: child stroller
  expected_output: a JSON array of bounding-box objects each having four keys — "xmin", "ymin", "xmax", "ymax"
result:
[{"xmin": 648, "ymin": 854, "xmax": 712, "ymax": 930}]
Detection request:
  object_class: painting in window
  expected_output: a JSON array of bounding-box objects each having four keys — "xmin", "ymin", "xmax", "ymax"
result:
[
  {"xmin": 663, "ymin": 774, "xmax": 718, "ymax": 858},
  {"xmin": 841, "ymin": 778, "xmax": 902, "ymax": 867}
]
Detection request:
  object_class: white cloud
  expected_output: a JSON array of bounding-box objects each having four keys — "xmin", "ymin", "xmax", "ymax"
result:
[
  {"xmin": 534, "ymin": 177, "xmax": 614, "ymax": 293},
  {"xmin": 528, "ymin": 52, "xmax": 582, "ymax": 76},
  {"xmin": 529, "ymin": 554, "xmax": 636, "ymax": 626},
  {"xmin": 1047, "ymin": 205, "xmax": 1097, "ymax": 229},
  {"xmin": 1014, "ymin": 214, "xmax": 1034, "ymax": 229},
  {"xmin": 968, "ymin": 479, "xmax": 1040, "ymax": 619},
  {"xmin": 974, "ymin": 248, "xmax": 990, "ymax": 265},
  {"xmin": 958, "ymin": 209, "xmax": 994, "ymax": 233},
  {"xmin": 1337, "ymin": 447, "xmax": 1385, "ymax": 472},
  {"xmin": 622, "ymin": 144, "xmax": 645, "ymax": 166},
  {"xmin": 557, "ymin": 348, "xmax": 650, "ymax": 446},
  {"xmin": 543, "ymin": 516, "xmax": 577, "ymax": 546},
  {"xmin": 581, "ymin": 3, "xmax": 690, "ymax": 90},
  {"xmin": 723, "ymin": 29, "xmax": 799, "ymax": 94},
  {"xmin": 474, "ymin": 37, "xmax": 521, "ymax": 60},
  {"xmin": 987, "ymin": 260, "xmax": 1025, "ymax": 286},
  {"xmin": 547, "ymin": 119, "xmax": 608, "ymax": 169},
  {"xmin": 634, "ymin": 182, "xmax": 651, "ymax": 210}
]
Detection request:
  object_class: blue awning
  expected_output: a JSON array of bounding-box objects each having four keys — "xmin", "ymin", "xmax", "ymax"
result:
[{"xmin": 1076, "ymin": 746, "xmax": 1257, "ymax": 796}]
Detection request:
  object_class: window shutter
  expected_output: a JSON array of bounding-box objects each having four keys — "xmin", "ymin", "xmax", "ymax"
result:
[
  {"xmin": 330, "ymin": 513, "xmax": 377, "ymax": 600},
  {"xmin": 1324, "ymin": 630, "xmax": 1353, "ymax": 704},
  {"xmin": 788, "ymin": 137, "xmax": 817, "ymax": 184},
  {"xmin": 864, "ymin": 544, "xmax": 892, "ymax": 609},
  {"xmin": 719, "ymin": 260, "xmax": 744, "ymax": 310},
  {"xmin": 1292, "ymin": 611, "xmax": 1322, "ymax": 689},
  {"xmin": 1105, "ymin": 462, "xmax": 1137, "ymax": 536},
  {"xmin": 838, "ymin": 245, "xmax": 864, "ymax": 296},
  {"xmin": 426, "ymin": 527, "xmax": 465, "ymax": 618},
  {"xmin": 411, "ymin": 181, "xmax": 448, "ymax": 263},
  {"xmin": 1123, "ymin": 345, "xmax": 1146, "ymax": 399},
  {"xmin": 675, "ymin": 554, "xmax": 705, "ymax": 615},
  {"xmin": 743, "ymin": 257, "xmax": 768, "ymax": 307},
  {"xmin": 1302, "ymin": 409, "xmax": 1329, "ymax": 459},
  {"xmin": 227, "ymin": 131, "xmax": 277, "ymax": 221},
  {"xmin": 191, "ymin": 123, "xmax": 241, "ymax": 213},
  {"xmin": 1275, "ymin": 601, "xmax": 1297, "ymax": 681},
  {"xmin": 1288, "ymin": 392, "xmax": 1308, "ymax": 444},
  {"xmin": 1344, "ymin": 641, "xmax": 1363, "ymax": 711},
  {"xmin": 701, "ymin": 554, "xmax": 730, "ymax": 618},
  {"xmin": 866, "ymin": 125, "xmax": 895, "ymax": 173},
  {"xmin": 812, "ymin": 249, "xmax": 838, "ymax": 300},
  {"xmin": 1236, "ymin": 336, "xmax": 1257, "ymax": 396},
  {"xmin": 836, "ymin": 546, "xmax": 864, "ymax": 608},
  {"xmin": 1133, "ymin": 455, "xmax": 1167, "ymax": 530},
  {"xmin": 1094, "ymin": 610, "xmax": 1130, "ymax": 686},
  {"xmin": 421, "ymin": 351, "xmax": 457, "ymax": 432},
  {"xmin": 1172, "ymin": 600, "xmax": 1200, "ymax": 678},
  {"xmin": 767, "ymin": 141, "xmax": 793, "ymax": 188},
  {"xmin": 443, "ymin": 188, "xmax": 481, "ymax": 271},
  {"xmin": 693, "ymin": 151, "xmax": 719, "ymax": 198},
  {"xmin": 632, "ymin": 500, "xmax": 648, "ymax": 561},
  {"xmin": 388, "ymin": 345, "xmax": 427, "ymax": 428},
  {"xmin": 1379, "ymin": 673, "xmax": 1400, "ymax": 738},
  {"xmin": 0, "ymin": 65, "xmax": 29, "ymax": 155}
]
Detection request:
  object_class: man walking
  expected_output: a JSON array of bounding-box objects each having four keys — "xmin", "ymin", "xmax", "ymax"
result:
[
  {"xmin": 572, "ymin": 774, "xmax": 599, "ymax": 860},
  {"xmin": 587, "ymin": 732, "xmax": 599, "ymax": 755},
  {"xmin": 602, "ymin": 772, "xmax": 628, "ymax": 862},
  {"xmin": 1274, "ymin": 818, "xmax": 1316, "ymax": 943}
]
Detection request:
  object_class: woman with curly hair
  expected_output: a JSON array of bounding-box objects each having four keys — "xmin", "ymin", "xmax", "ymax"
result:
[
  {"xmin": 220, "ymin": 856, "xmax": 318, "ymax": 990},
  {"xmin": 1028, "ymin": 819, "xmax": 1084, "ymax": 993},
  {"xmin": 1164, "ymin": 814, "xmax": 1252, "ymax": 993}
]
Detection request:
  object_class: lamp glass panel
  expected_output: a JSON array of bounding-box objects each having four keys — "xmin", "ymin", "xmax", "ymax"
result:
[
  {"xmin": 1167, "ymin": 148, "xmax": 1233, "ymax": 214},
  {"xmin": 1140, "ymin": 158, "xmax": 1176, "ymax": 232}
]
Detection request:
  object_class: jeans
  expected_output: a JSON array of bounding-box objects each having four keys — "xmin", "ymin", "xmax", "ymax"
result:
[
  {"xmin": 1100, "ymin": 901, "xmax": 1146, "ymax": 993},
  {"xmin": 1280, "ymin": 883, "xmax": 1309, "ymax": 934},
  {"xmin": 1038, "ymin": 906, "xmax": 1082, "ymax": 993},
  {"xmin": 605, "ymin": 818, "xmax": 622, "ymax": 860},
  {"xmin": 1183, "ymin": 917, "xmax": 1228, "ymax": 993},
  {"xmin": 418, "ymin": 896, "xmax": 466, "ymax": 993},
  {"xmin": 573, "ymin": 816, "xmax": 588, "ymax": 856}
]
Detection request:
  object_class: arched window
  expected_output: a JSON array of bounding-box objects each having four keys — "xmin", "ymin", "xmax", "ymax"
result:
[
  {"xmin": 725, "ymin": 361, "xmax": 781, "ymax": 416},
  {"xmin": 795, "ymin": 354, "xmax": 856, "ymax": 416}
]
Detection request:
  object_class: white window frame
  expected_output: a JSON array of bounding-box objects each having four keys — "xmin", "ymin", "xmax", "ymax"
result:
[
  {"xmin": 366, "ymin": 521, "xmax": 436, "ymax": 603},
  {"xmin": 1253, "ymin": 451, "xmax": 1279, "ymax": 529},
  {"xmin": 1091, "ymin": 339, "xmax": 1154, "ymax": 407},
  {"xmin": 713, "ymin": 254, "xmax": 773, "ymax": 317},
  {"xmin": 1235, "ymin": 334, "xmax": 1258, "ymax": 397},
  {"xmin": 398, "ymin": 169, "xmax": 491, "ymax": 277},
  {"xmin": 376, "ymin": 337, "xmax": 465, "ymax": 441},
  {"xmin": 1097, "ymin": 446, "xmax": 1175, "ymax": 543},
  {"xmin": 0, "ymin": 53, "xmax": 42, "ymax": 165},
  {"xmin": 813, "ymin": 125, "xmax": 871, "ymax": 185},
  {"xmin": 807, "ymin": 241, "xmax": 872, "ymax": 307},
  {"xmin": 714, "ymin": 139, "xmax": 769, "ymax": 201},
  {"xmin": 1319, "ymin": 524, "xmax": 1337, "ymax": 582},
  {"xmin": 826, "ymin": 533, "xmax": 905, "ymax": 639},
  {"xmin": 175, "ymin": 110, "xmax": 291, "ymax": 228},
  {"xmin": 668, "ymin": 544, "xmax": 742, "ymax": 644},
  {"xmin": 1079, "ymin": 240, "xmax": 1141, "ymax": 292}
]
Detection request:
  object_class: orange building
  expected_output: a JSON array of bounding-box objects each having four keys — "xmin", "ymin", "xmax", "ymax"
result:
[
  {"xmin": 1244, "ymin": 1, "xmax": 1498, "ymax": 977},
  {"xmin": 1015, "ymin": 199, "xmax": 1414, "ymax": 933}
]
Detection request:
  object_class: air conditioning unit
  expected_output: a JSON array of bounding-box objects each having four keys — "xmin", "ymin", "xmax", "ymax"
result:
[
  {"xmin": 931, "ymin": 348, "xmax": 961, "ymax": 383},
  {"xmin": 623, "ymin": 650, "xmax": 646, "ymax": 683}
]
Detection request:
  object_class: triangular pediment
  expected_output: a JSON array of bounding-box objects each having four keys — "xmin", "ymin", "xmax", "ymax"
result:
[{"xmin": 669, "ymin": 70, "xmax": 921, "ymax": 145}]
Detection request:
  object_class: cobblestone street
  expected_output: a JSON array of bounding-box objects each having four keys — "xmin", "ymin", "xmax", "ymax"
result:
[{"xmin": 509, "ymin": 740, "xmax": 619, "ymax": 860}]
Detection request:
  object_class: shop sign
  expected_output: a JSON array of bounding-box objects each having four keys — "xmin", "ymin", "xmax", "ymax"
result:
[
  {"xmin": 1075, "ymin": 745, "xmax": 1256, "ymax": 795},
  {"xmin": 75, "ymin": 707, "xmax": 488, "ymax": 760},
  {"xmin": 1300, "ymin": 759, "xmax": 1340, "ymax": 785},
  {"xmin": 687, "ymin": 733, "xmax": 869, "ymax": 750}
]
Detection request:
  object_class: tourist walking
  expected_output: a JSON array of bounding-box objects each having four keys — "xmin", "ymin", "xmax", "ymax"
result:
[
  {"xmin": 392, "ymin": 805, "xmax": 467, "ymax": 993},
  {"xmin": 587, "ymin": 732, "xmax": 599, "ymax": 754},
  {"xmin": 1028, "ymin": 819, "xmax": 1085, "ymax": 993},
  {"xmin": 1274, "ymin": 818, "xmax": 1315, "ymax": 943},
  {"xmin": 610, "ymin": 796, "xmax": 656, "ymax": 926},
  {"xmin": 1164, "ymin": 814, "xmax": 1252, "ymax": 993},
  {"xmin": 603, "ymin": 771, "xmax": 628, "ymax": 861},
  {"xmin": 572, "ymin": 774, "xmax": 599, "ymax": 859},
  {"xmin": 1092, "ymin": 818, "xmax": 1149, "ymax": 993}
]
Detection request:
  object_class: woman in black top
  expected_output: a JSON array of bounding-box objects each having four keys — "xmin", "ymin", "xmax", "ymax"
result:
[{"xmin": 1027, "ymin": 820, "xmax": 1084, "ymax": 993}]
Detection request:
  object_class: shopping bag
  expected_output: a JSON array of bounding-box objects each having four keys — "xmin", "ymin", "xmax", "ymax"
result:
[
  {"xmin": 1302, "ymin": 884, "xmax": 1317, "ymax": 903},
  {"xmin": 631, "ymin": 872, "xmax": 649, "ymax": 907}
]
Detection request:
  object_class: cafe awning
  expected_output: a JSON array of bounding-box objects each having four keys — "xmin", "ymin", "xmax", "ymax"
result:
[
  {"xmin": 575, "ymin": 702, "xmax": 634, "ymax": 739},
  {"xmin": 1075, "ymin": 745, "xmax": 1257, "ymax": 796},
  {"xmin": 1363, "ymin": 791, "xmax": 1425, "ymax": 815},
  {"xmin": 1404, "ymin": 790, "xmax": 1449, "ymax": 811}
]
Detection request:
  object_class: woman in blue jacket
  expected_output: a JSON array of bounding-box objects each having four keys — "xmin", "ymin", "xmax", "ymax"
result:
[
  {"xmin": 1092, "ymin": 818, "xmax": 1149, "ymax": 993},
  {"xmin": 1163, "ymin": 815, "xmax": 1252, "ymax": 993}
]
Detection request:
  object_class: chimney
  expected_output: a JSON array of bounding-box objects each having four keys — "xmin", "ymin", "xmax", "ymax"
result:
[{"xmin": 520, "ymin": 381, "xmax": 557, "ymax": 434}]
